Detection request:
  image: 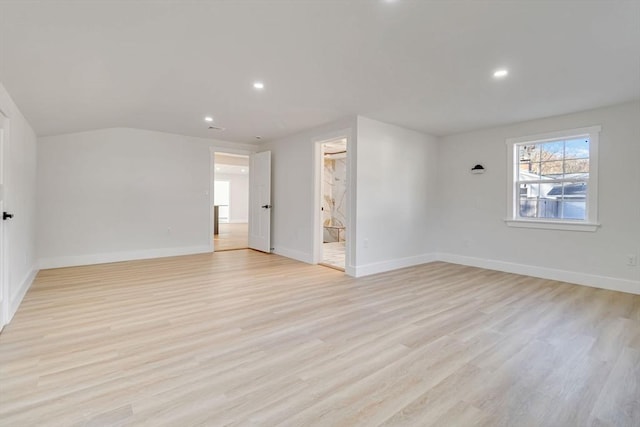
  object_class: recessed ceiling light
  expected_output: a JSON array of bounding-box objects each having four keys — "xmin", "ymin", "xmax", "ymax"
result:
[
  {"xmin": 253, "ymin": 82, "xmax": 265, "ymax": 90},
  {"xmin": 493, "ymin": 69, "xmax": 508, "ymax": 78},
  {"xmin": 241, "ymin": 168, "xmax": 246, "ymax": 172},
  {"xmin": 216, "ymin": 167, "xmax": 220, "ymax": 171},
  {"xmin": 204, "ymin": 116, "xmax": 213, "ymax": 122}
]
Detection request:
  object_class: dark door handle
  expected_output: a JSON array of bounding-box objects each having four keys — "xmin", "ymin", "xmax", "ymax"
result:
[
  {"xmin": 3, "ymin": 212, "xmax": 13, "ymax": 220},
  {"xmin": 261, "ymin": 204, "xmax": 272, "ymax": 209}
]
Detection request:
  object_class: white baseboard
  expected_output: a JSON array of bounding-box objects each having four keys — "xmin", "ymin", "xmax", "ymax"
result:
[
  {"xmin": 345, "ymin": 265, "xmax": 357, "ymax": 277},
  {"xmin": 272, "ymin": 246, "xmax": 314, "ymax": 264},
  {"xmin": 438, "ymin": 253, "xmax": 640, "ymax": 295},
  {"xmin": 39, "ymin": 245, "xmax": 212, "ymax": 270},
  {"xmin": 353, "ymin": 253, "xmax": 438, "ymax": 278},
  {"xmin": 296, "ymin": 247, "xmax": 639, "ymax": 294},
  {"xmin": 7, "ymin": 265, "xmax": 38, "ymax": 324}
]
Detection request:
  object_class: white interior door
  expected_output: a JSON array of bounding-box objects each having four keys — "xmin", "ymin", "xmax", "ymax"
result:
[
  {"xmin": 0, "ymin": 116, "xmax": 7, "ymax": 328},
  {"xmin": 248, "ymin": 151, "xmax": 271, "ymax": 253}
]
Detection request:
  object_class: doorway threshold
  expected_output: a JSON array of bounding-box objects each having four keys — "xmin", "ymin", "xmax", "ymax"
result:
[{"xmin": 319, "ymin": 263, "xmax": 345, "ymax": 272}]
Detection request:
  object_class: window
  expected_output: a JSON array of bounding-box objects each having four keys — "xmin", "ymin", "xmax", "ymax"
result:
[{"xmin": 506, "ymin": 126, "xmax": 600, "ymax": 231}]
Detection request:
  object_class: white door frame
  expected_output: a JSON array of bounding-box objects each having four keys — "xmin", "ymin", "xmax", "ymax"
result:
[
  {"xmin": 313, "ymin": 129, "xmax": 355, "ymax": 275},
  {"xmin": 0, "ymin": 110, "xmax": 9, "ymax": 327},
  {"xmin": 209, "ymin": 146, "xmax": 255, "ymax": 252}
]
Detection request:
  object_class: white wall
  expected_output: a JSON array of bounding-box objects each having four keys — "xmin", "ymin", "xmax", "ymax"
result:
[
  {"xmin": 438, "ymin": 101, "xmax": 640, "ymax": 293},
  {"xmin": 214, "ymin": 173, "xmax": 249, "ymax": 223},
  {"xmin": 354, "ymin": 117, "xmax": 440, "ymax": 276},
  {"xmin": 262, "ymin": 115, "xmax": 440, "ymax": 277},
  {"xmin": 38, "ymin": 128, "xmax": 256, "ymax": 268},
  {"xmin": 261, "ymin": 117, "xmax": 357, "ymax": 266},
  {"xmin": 0, "ymin": 82, "xmax": 38, "ymax": 324}
]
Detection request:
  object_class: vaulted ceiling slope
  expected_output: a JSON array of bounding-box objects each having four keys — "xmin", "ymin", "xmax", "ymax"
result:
[{"xmin": 0, "ymin": 1, "xmax": 638, "ymax": 143}]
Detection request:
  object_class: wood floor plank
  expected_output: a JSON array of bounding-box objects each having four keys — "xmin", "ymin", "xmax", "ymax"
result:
[
  {"xmin": 591, "ymin": 346, "xmax": 640, "ymax": 427},
  {"xmin": 0, "ymin": 250, "xmax": 638, "ymax": 426}
]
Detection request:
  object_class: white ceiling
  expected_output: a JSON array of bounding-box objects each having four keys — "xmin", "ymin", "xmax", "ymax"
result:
[
  {"xmin": 0, "ymin": 1, "xmax": 638, "ymax": 144},
  {"xmin": 215, "ymin": 164, "xmax": 248, "ymax": 175},
  {"xmin": 214, "ymin": 153, "xmax": 249, "ymax": 167},
  {"xmin": 215, "ymin": 153, "xmax": 249, "ymax": 174}
]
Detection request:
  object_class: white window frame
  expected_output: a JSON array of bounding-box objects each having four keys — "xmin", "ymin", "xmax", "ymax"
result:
[{"xmin": 505, "ymin": 125, "xmax": 601, "ymax": 232}]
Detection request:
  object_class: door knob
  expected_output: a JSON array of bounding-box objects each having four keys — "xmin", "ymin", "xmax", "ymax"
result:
[
  {"xmin": 261, "ymin": 204, "xmax": 272, "ymax": 209},
  {"xmin": 3, "ymin": 212, "xmax": 13, "ymax": 220}
]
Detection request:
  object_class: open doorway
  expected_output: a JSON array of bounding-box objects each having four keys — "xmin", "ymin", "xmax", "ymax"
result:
[
  {"xmin": 213, "ymin": 152, "xmax": 249, "ymax": 251},
  {"xmin": 319, "ymin": 138, "xmax": 347, "ymax": 270}
]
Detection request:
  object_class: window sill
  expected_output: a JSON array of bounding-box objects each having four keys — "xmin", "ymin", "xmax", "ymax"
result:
[{"xmin": 504, "ymin": 219, "xmax": 600, "ymax": 232}]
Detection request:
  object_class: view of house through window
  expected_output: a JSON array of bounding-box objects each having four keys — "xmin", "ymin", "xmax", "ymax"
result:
[{"xmin": 515, "ymin": 134, "xmax": 591, "ymax": 221}]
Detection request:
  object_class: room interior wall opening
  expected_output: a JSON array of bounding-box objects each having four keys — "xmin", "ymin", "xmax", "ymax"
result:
[
  {"xmin": 213, "ymin": 152, "xmax": 250, "ymax": 251},
  {"xmin": 318, "ymin": 138, "xmax": 348, "ymax": 271}
]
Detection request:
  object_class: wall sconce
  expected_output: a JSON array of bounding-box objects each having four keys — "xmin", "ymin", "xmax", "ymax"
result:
[{"xmin": 471, "ymin": 164, "xmax": 485, "ymax": 174}]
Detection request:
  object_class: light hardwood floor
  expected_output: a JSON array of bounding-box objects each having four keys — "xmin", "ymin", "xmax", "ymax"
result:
[
  {"xmin": 214, "ymin": 223, "xmax": 248, "ymax": 251},
  {"xmin": 322, "ymin": 242, "xmax": 345, "ymax": 270},
  {"xmin": 0, "ymin": 250, "xmax": 638, "ymax": 426}
]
